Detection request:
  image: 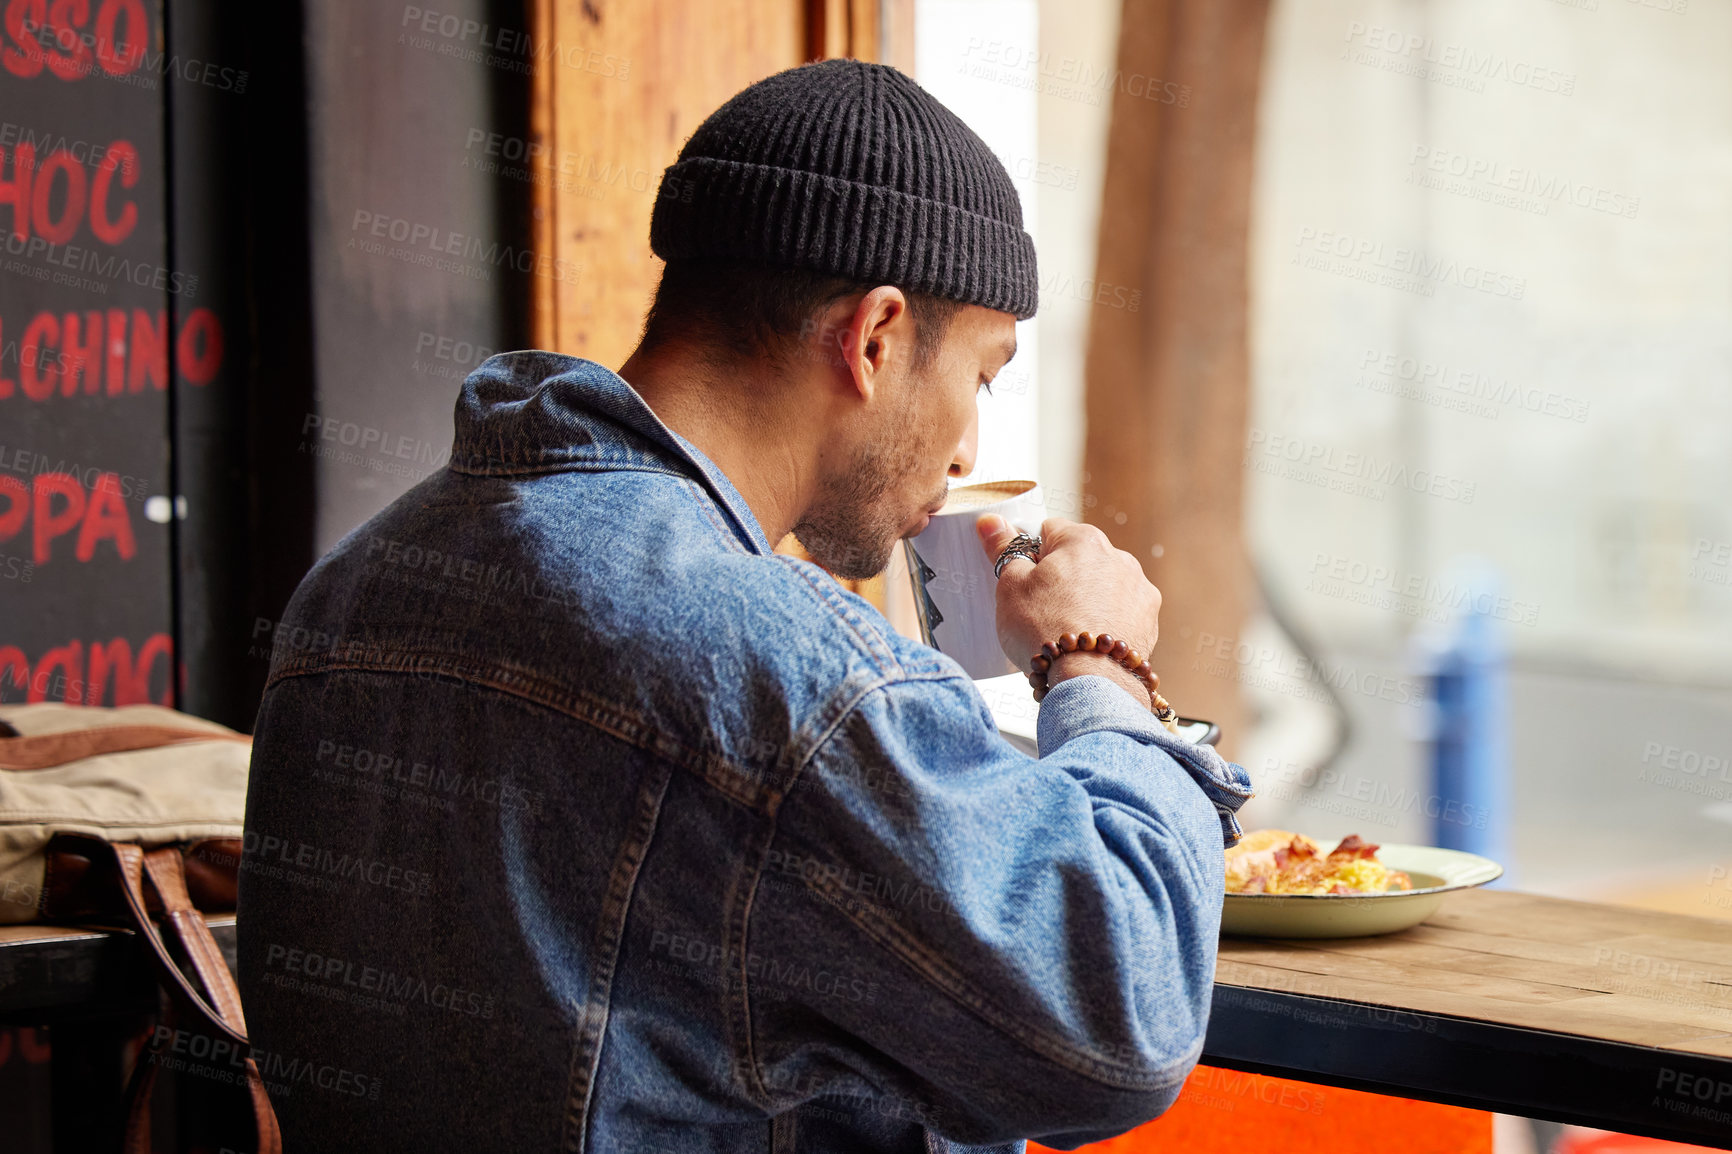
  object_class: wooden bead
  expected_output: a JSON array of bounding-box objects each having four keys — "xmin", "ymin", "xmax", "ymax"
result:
[{"xmin": 1032, "ymin": 633, "xmax": 1168, "ymax": 713}]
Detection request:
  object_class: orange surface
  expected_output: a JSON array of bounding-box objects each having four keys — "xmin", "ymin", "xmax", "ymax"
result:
[{"xmin": 1030, "ymin": 1064, "xmax": 1493, "ymax": 1154}]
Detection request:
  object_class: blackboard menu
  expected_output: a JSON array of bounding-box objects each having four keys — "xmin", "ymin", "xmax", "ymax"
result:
[{"xmin": 0, "ymin": 0, "xmax": 227, "ymax": 707}]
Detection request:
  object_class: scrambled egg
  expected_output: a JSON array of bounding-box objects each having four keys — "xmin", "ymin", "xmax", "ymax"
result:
[{"xmin": 1225, "ymin": 830, "xmax": 1413, "ymax": 895}]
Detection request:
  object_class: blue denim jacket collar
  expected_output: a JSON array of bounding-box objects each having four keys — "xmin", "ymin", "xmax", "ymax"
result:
[{"xmin": 449, "ymin": 350, "xmax": 776, "ymax": 557}]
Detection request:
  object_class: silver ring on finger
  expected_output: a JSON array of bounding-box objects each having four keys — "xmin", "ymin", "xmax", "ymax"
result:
[{"xmin": 994, "ymin": 533, "xmax": 1043, "ymax": 579}]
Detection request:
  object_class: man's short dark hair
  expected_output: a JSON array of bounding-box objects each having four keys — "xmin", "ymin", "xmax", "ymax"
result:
[{"xmin": 638, "ymin": 259, "xmax": 964, "ymax": 376}]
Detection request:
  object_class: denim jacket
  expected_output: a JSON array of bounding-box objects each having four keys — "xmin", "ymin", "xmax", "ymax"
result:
[{"xmin": 238, "ymin": 352, "xmax": 1253, "ymax": 1154}]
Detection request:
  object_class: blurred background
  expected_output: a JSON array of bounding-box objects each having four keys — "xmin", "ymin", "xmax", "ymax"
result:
[{"xmin": 2, "ymin": 0, "xmax": 1727, "ymax": 1150}]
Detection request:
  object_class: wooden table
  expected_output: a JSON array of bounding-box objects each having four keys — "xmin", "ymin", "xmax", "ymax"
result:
[
  {"xmin": 5, "ymin": 898, "xmax": 1731, "ymax": 1148},
  {"xmin": 1205, "ymin": 888, "xmax": 1732, "ymax": 1148}
]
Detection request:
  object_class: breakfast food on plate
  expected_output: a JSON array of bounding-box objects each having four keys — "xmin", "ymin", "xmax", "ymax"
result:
[{"xmin": 1225, "ymin": 830, "xmax": 1413, "ymax": 895}]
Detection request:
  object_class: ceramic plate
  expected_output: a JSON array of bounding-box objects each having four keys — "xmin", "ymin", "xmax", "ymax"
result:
[{"xmin": 1220, "ymin": 843, "xmax": 1504, "ymax": 939}]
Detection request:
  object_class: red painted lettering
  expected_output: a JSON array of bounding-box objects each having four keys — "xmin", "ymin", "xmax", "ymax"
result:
[
  {"xmin": 93, "ymin": 0, "xmax": 141, "ymax": 75},
  {"xmin": 87, "ymin": 140, "xmax": 135, "ymax": 246},
  {"xmin": 31, "ymin": 149, "xmax": 85, "ymax": 243},
  {"xmin": 0, "ymin": 472, "xmax": 138, "ymax": 565},
  {"xmin": 132, "ymin": 633, "xmax": 171, "ymax": 703},
  {"xmin": 0, "ymin": 477, "xmax": 24, "ymax": 539},
  {"xmin": 103, "ymin": 307, "xmax": 125, "ymax": 393},
  {"xmin": 60, "ymin": 310, "xmax": 101, "ymax": 395},
  {"xmin": 0, "ymin": 635, "xmax": 174, "ymax": 706},
  {"xmin": 3, "ymin": 308, "xmax": 226, "ymax": 400},
  {"xmin": 128, "ymin": 307, "xmax": 165, "ymax": 393},
  {"xmin": 0, "ymin": 143, "xmax": 32, "ymax": 240},
  {"xmin": 20, "ymin": 312, "xmax": 59, "ymax": 399},
  {"xmin": 85, "ymin": 637, "xmax": 138, "ymax": 702},
  {"xmin": 0, "ymin": 0, "xmax": 46, "ymax": 78},
  {"xmin": 88, "ymin": 139, "xmax": 135, "ymax": 244},
  {"xmin": 30, "ymin": 472, "xmax": 84, "ymax": 563},
  {"xmin": 29, "ymin": 640, "xmax": 82, "ymax": 702},
  {"xmin": 74, "ymin": 472, "xmax": 134, "ymax": 561},
  {"xmin": 0, "ymin": 138, "xmax": 136, "ymax": 246},
  {"xmin": 43, "ymin": 0, "xmax": 93, "ymax": 81},
  {"xmin": 176, "ymin": 307, "xmax": 222, "ymax": 385},
  {"xmin": 0, "ymin": 645, "xmax": 24, "ymax": 696}
]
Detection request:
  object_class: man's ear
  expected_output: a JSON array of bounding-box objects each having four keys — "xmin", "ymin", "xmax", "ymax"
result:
[{"xmin": 839, "ymin": 286, "xmax": 912, "ymax": 403}]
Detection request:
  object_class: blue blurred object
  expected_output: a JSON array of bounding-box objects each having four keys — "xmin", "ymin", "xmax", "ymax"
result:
[{"xmin": 1419, "ymin": 564, "xmax": 1512, "ymax": 881}]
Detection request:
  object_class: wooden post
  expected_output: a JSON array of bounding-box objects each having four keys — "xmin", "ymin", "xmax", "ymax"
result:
[
  {"xmin": 529, "ymin": 0, "xmax": 805, "ymax": 369},
  {"xmin": 529, "ymin": 0, "xmax": 559, "ymax": 350},
  {"xmin": 526, "ymin": 0, "xmax": 905, "ymax": 610},
  {"xmin": 1083, "ymin": 0, "xmax": 1270, "ymax": 758}
]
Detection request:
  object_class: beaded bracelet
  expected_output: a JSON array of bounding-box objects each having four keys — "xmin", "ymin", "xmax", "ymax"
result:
[{"xmin": 1027, "ymin": 631, "xmax": 1178, "ymax": 725}]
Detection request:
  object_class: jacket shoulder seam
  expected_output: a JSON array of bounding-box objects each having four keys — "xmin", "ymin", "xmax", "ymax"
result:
[
  {"xmin": 771, "ymin": 556, "xmax": 902, "ymax": 676},
  {"xmin": 266, "ymin": 650, "xmax": 782, "ymax": 815}
]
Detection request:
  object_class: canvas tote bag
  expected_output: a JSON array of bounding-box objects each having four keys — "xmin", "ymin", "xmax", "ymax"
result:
[{"xmin": 0, "ymin": 701, "xmax": 280, "ymax": 1153}]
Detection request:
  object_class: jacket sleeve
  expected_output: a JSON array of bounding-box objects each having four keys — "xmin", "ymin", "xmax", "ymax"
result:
[{"xmin": 743, "ymin": 671, "xmax": 1254, "ymax": 1148}]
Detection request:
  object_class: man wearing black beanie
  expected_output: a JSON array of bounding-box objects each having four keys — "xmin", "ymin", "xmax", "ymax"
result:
[{"xmin": 241, "ymin": 58, "xmax": 1251, "ymax": 1154}]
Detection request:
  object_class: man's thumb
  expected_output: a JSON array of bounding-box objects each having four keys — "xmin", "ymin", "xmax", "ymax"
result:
[{"xmin": 976, "ymin": 513, "xmax": 1015, "ymax": 560}]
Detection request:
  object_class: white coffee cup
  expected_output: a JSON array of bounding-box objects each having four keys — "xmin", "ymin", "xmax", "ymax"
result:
[{"xmin": 902, "ymin": 479, "xmax": 1043, "ymax": 679}]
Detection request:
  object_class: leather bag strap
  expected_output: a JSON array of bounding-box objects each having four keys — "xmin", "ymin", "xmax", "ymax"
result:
[
  {"xmin": 110, "ymin": 843, "xmax": 248, "ymax": 1049},
  {"xmin": 142, "ymin": 849, "xmax": 251, "ymax": 1035},
  {"xmin": 106, "ymin": 842, "xmax": 281, "ymax": 1154},
  {"xmin": 0, "ymin": 725, "xmax": 250, "ymax": 771}
]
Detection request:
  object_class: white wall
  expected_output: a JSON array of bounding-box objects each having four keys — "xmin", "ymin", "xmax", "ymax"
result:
[
  {"xmin": 913, "ymin": 0, "xmax": 1120, "ymax": 527},
  {"xmin": 915, "ymin": 0, "xmax": 1043, "ymax": 491}
]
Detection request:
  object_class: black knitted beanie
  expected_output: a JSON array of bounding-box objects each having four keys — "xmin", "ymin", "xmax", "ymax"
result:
[{"xmin": 649, "ymin": 58, "xmax": 1038, "ymax": 320}]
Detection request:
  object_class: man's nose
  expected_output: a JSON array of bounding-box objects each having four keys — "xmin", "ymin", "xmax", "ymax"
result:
[{"xmin": 948, "ymin": 401, "xmax": 979, "ymax": 478}]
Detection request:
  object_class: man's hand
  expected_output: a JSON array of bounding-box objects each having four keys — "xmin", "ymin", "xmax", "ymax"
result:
[{"xmin": 977, "ymin": 515, "xmax": 1162, "ymax": 706}]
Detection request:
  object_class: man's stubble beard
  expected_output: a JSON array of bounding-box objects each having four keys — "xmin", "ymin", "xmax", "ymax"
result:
[{"xmin": 792, "ymin": 413, "xmax": 944, "ymax": 581}]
